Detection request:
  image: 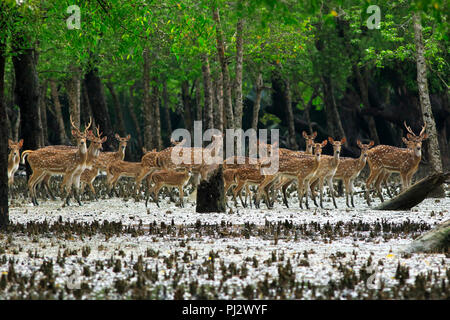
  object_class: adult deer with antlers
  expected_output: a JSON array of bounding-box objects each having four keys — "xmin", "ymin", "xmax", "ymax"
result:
[
  {"xmin": 7, "ymin": 139, "xmax": 23, "ymax": 186},
  {"xmin": 38, "ymin": 124, "xmax": 108, "ymax": 200},
  {"xmin": 78, "ymin": 133, "xmax": 130, "ymax": 197},
  {"xmin": 365, "ymin": 122, "xmax": 427, "ymax": 204},
  {"xmin": 21, "ymin": 117, "xmax": 92, "ymax": 206}
]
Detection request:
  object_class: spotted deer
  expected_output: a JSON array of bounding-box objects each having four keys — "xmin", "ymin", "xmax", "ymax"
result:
[
  {"xmin": 223, "ymin": 156, "xmax": 259, "ymax": 207},
  {"xmin": 38, "ymin": 125, "xmax": 107, "ymax": 199},
  {"xmin": 365, "ymin": 122, "xmax": 427, "ymax": 204},
  {"xmin": 309, "ymin": 137, "xmax": 346, "ymax": 208},
  {"xmin": 145, "ymin": 168, "xmax": 191, "ymax": 208},
  {"xmin": 78, "ymin": 133, "xmax": 131, "ymax": 197},
  {"xmin": 105, "ymin": 160, "xmax": 144, "ymax": 195},
  {"xmin": 21, "ymin": 117, "xmax": 92, "ymax": 206},
  {"xmin": 7, "ymin": 139, "xmax": 23, "ymax": 186},
  {"xmin": 274, "ymin": 131, "xmax": 317, "ymax": 208},
  {"xmin": 256, "ymin": 140, "xmax": 327, "ymax": 209},
  {"xmin": 334, "ymin": 140, "xmax": 374, "ymax": 207}
]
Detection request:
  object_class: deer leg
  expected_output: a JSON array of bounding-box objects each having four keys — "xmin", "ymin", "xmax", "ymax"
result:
[
  {"xmin": 179, "ymin": 185, "xmax": 184, "ymax": 208},
  {"xmin": 28, "ymin": 170, "xmax": 42, "ymax": 206},
  {"xmin": 365, "ymin": 167, "xmax": 380, "ymax": 206},
  {"xmin": 319, "ymin": 179, "xmax": 325, "ymax": 209},
  {"xmin": 349, "ymin": 180, "xmax": 355, "ymax": 208},
  {"xmin": 373, "ymin": 171, "xmax": 385, "ymax": 202},
  {"xmin": 281, "ymin": 182, "xmax": 290, "ymax": 208},
  {"xmin": 310, "ymin": 178, "xmax": 319, "ymax": 207},
  {"xmin": 153, "ymin": 184, "xmax": 162, "ymax": 208},
  {"xmin": 233, "ymin": 182, "xmax": 245, "ymax": 208},
  {"xmin": 327, "ymin": 176, "xmax": 337, "ymax": 209},
  {"xmin": 297, "ymin": 179, "xmax": 305, "ymax": 209},
  {"xmin": 304, "ymin": 180, "xmax": 310, "ymax": 210},
  {"xmin": 42, "ymin": 175, "xmax": 57, "ymax": 200}
]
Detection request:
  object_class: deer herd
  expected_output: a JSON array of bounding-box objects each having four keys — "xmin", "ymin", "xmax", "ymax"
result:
[{"xmin": 7, "ymin": 118, "xmax": 428, "ymax": 210}]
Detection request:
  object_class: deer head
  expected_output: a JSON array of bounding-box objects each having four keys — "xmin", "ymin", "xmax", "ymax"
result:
[
  {"xmin": 8, "ymin": 139, "xmax": 24, "ymax": 161},
  {"xmin": 356, "ymin": 140, "xmax": 375, "ymax": 160},
  {"xmin": 404, "ymin": 121, "xmax": 428, "ymax": 142},
  {"xmin": 302, "ymin": 131, "xmax": 317, "ymax": 154},
  {"xmin": 115, "ymin": 133, "xmax": 131, "ymax": 152},
  {"xmin": 313, "ymin": 140, "xmax": 328, "ymax": 159},
  {"xmin": 70, "ymin": 115, "xmax": 92, "ymax": 153},
  {"xmin": 328, "ymin": 137, "xmax": 346, "ymax": 156},
  {"xmin": 402, "ymin": 136, "xmax": 423, "ymax": 158}
]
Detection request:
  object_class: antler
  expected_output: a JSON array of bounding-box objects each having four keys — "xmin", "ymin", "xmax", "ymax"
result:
[
  {"xmin": 84, "ymin": 117, "xmax": 93, "ymax": 135},
  {"xmin": 403, "ymin": 121, "xmax": 416, "ymax": 137},
  {"xmin": 70, "ymin": 115, "xmax": 81, "ymax": 136},
  {"xmin": 95, "ymin": 125, "xmax": 103, "ymax": 138},
  {"xmin": 419, "ymin": 123, "xmax": 427, "ymax": 138}
]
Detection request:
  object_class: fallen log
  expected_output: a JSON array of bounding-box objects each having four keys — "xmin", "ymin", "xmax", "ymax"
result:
[
  {"xmin": 374, "ymin": 172, "xmax": 449, "ymax": 211},
  {"xmin": 196, "ymin": 165, "xmax": 226, "ymax": 213},
  {"xmin": 404, "ymin": 219, "xmax": 450, "ymax": 253}
]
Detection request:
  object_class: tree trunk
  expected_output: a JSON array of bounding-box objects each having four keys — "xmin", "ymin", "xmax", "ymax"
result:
[
  {"xmin": 193, "ymin": 78, "xmax": 201, "ymax": 122},
  {"xmin": 251, "ymin": 72, "xmax": 264, "ymax": 130},
  {"xmin": 84, "ymin": 67, "xmax": 114, "ymax": 151},
  {"xmin": 13, "ymin": 45, "xmax": 43, "ymax": 178},
  {"xmin": 234, "ymin": 18, "xmax": 244, "ymax": 129},
  {"xmin": 284, "ymin": 78, "xmax": 298, "ymax": 150},
  {"xmin": 196, "ymin": 165, "xmax": 226, "ymax": 213},
  {"xmin": 106, "ymin": 82, "xmax": 126, "ymax": 136},
  {"xmin": 405, "ymin": 219, "xmax": 450, "ymax": 253},
  {"xmin": 181, "ymin": 80, "xmax": 193, "ymax": 134},
  {"xmin": 413, "ymin": 12, "xmax": 444, "ymax": 197},
  {"xmin": 64, "ymin": 67, "xmax": 81, "ymax": 129},
  {"xmin": 214, "ymin": 72, "xmax": 224, "ymax": 132},
  {"xmin": 142, "ymin": 48, "xmax": 153, "ymax": 150},
  {"xmin": 128, "ymin": 85, "xmax": 143, "ymax": 150},
  {"xmin": 49, "ymin": 80, "xmax": 69, "ymax": 144},
  {"xmin": 162, "ymin": 80, "xmax": 172, "ymax": 144},
  {"xmin": 202, "ymin": 54, "xmax": 214, "ymax": 130},
  {"xmin": 39, "ymin": 80, "xmax": 48, "ymax": 145},
  {"xmin": 321, "ymin": 75, "xmax": 346, "ymax": 139},
  {"xmin": 0, "ymin": 36, "xmax": 8, "ymax": 229},
  {"xmin": 213, "ymin": 7, "xmax": 234, "ymax": 129},
  {"xmin": 353, "ymin": 65, "xmax": 380, "ymax": 144},
  {"xmin": 152, "ymin": 78, "xmax": 162, "ymax": 150},
  {"xmin": 375, "ymin": 172, "xmax": 449, "ymax": 210},
  {"xmin": 81, "ymin": 80, "xmax": 95, "ymax": 129}
]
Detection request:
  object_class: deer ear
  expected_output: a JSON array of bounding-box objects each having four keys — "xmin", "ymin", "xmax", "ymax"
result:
[
  {"xmin": 341, "ymin": 137, "xmax": 346, "ymax": 144},
  {"xmin": 369, "ymin": 141, "xmax": 375, "ymax": 147},
  {"xmin": 421, "ymin": 133, "xmax": 428, "ymax": 140},
  {"xmin": 328, "ymin": 137, "xmax": 334, "ymax": 143},
  {"xmin": 142, "ymin": 147, "xmax": 147, "ymax": 153},
  {"xmin": 272, "ymin": 141, "xmax": 279, "ymax": 148},
  {"xmin": 312, "ymin": 131, "xmax": 317, "ymax": 138},
  {"xmin": 101, "ymin": 136, "xmax": 108, "ymax": 143},
  {"xmin": 406, "ymin": 133, "xmax": 414, "ymax": 140},
  {"xmin": 321, "ymin": 140, "xmax": 328, "ymax": 147},
  {"xmin": 356, "ymin": 140, "xmax": 362, "ymax": 148},
  {"xmin": 18, "ymin": 139, "xmax": 24, "ymax": 148},
  {"xmin": 8, "ymin": 139, "xmax": 13, "ymax": 147},
  {"xmin": 302, "ymin": 131, "xmax": 307, "ymax": 138},
  {"xmin": 126, "ymin": 134, "xmax": 131, "ymax": 140},
  {"xmin": 115, "ymin": 133, "xmax": 120, "ymax": 140},
  {"xmin": 71, "ymin": 130, "xmax": 78, "ymax": 137},
  {"xmin": 402, "ymin": 137, "xmax": 409, "ymax": 145}
]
